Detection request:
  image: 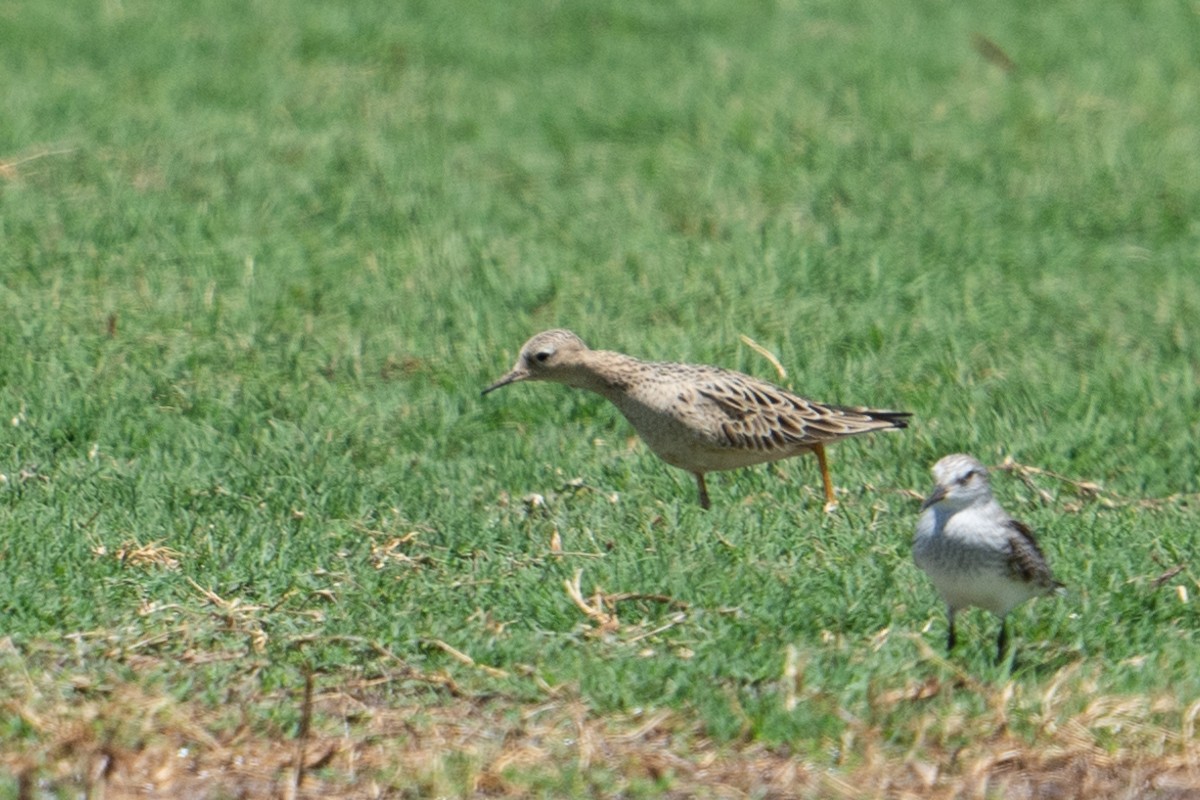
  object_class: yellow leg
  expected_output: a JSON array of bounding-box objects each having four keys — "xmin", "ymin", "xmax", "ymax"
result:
[
  {"xmin": 695, "ymin": 473, "xmax": 711, "ymax": 510},
  {"xmin": 813, "ymin": 443, "xmax": 837, "ymax": 511}
]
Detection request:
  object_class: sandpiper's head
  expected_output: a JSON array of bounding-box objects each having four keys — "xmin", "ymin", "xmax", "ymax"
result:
[
  {"xmin": 921, "ymin": 453, "xmax": 993, "ymax": 510},
  {"xmin": 482, "ymin": 329, "xmax": 590, "ymax": 395}
]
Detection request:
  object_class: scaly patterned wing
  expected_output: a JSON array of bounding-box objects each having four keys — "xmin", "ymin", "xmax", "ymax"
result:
[
  {"xmin": 1005, "ymin": 519, "xmax": 1063, "ymax": 592},
  {"xmin": 693, "ymin": 371, "xmax": 907, "ymax": 454}
]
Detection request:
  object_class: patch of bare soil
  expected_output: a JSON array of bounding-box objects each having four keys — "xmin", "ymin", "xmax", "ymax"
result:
[{"xmin": 6, "ymin": 672, "xmax": 1200, "ymax": 800}]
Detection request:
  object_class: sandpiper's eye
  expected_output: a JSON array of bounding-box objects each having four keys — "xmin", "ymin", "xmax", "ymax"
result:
[
  {"xmin": 534, "ymin": 351, "xmax": 551, "ymax": 363},
  {"xmin": 957, "ymin": 470, "xmax": 975, "ymax": 485}
]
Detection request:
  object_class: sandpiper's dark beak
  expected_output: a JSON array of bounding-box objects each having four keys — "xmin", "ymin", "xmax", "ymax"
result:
[
  {"xmin": 920, "ymin": 485, "xmax": 947, "ymax": 511},
  {"xmin": 481, "ymin": 368, "xmax": 528, "ymax": 396}
]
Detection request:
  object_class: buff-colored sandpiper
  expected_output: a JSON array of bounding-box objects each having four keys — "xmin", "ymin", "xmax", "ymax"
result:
[
  {"xmin": 482, "ymin": 329, "xmax": 910, "ymax": 510},
  {"xmin": 913, "ymin": 453, "xmax": 1065, "ymax": 662}
]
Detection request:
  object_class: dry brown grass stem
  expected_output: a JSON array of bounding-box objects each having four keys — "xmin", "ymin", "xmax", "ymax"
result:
[
  {"xmin": 422, "ymin": 638, "xmax": 509, "ymax": 679},
  {"xmin": 183, "ymin": 578, "xmax": 271, "ymax": 653},
  {"xmin": 284, "ymin": 672, "xmax": 315, "ymax": 800},
  {"xmin": 0, "ymin": 146, "xmax": 76, "ymax": 180},
  {"xmin": 994, "ymin": 456, "xmax": 1200, "ymax": 512},
  {"xmin": 739, "ymin": 334, "xmax": 788, "ymax": 380},
  {"xmin": 563, "ymin": 568, "xmax": 621, "ymax": 634}
]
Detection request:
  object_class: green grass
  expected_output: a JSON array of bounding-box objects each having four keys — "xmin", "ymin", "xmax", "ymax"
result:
[{"xmin": 2, "ymin": 0, "xmax": 1199, "ymax": 795}]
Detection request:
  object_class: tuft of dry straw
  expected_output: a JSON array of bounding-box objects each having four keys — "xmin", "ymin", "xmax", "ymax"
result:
[
  {"xmin": 563, "ymin": 569, "xmax": 620, "ymax": 634},
  {"xmin": 92, "ymin": 539, "xmax": 182, "ymax": 570}
]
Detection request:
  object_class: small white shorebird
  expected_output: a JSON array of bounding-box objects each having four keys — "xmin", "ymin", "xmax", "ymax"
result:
[
  {"xmin": 913, "ymin": 453, "xmax": 1064, "ymax": 661},
  {"xmin": 483, "ymin": 329, "xmax": 909, "ymax": 510}
]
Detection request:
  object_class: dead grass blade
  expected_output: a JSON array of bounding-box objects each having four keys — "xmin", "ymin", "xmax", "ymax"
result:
[
  {"xmin": 422, "ymin": 638, "xmax": 509, "ymax": 679},
  {"xmin": 739, "ymin": 334, "xmax": 787, "ymax": 380},
  {"xmin": 982, "ymin": 456, "xmax": 1199, "ymax": 513},
  {"xmin": 0, "ymin": 146, "xmax": 76, "ymax": 180},
  {"xmin": 284, "ymin": 672, "xmax": 315, "ymax": 800},
  {"xmin": 563, "ymin": 568, "xmax": 620, "ymax": 634},
  {"xmin": 185, "ymin": 578, "xmax": 268, "ymax": 653}
]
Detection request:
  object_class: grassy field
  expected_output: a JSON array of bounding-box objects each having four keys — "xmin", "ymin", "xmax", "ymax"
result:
[{"xmin": 2, "ymin": 0, "xmax": 1199, "ymax": 796}]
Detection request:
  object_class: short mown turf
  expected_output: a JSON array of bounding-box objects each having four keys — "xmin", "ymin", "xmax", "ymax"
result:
[{"xmin": 2, "ymin": 0, "xmax": 1198, "ymax": 795}]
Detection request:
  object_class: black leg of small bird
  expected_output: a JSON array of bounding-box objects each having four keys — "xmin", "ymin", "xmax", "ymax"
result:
[
  {"xmin": 996, "ymin": 618, "xmax": 1010, "ymax": 664},
  {"xmin": 946, "ymin": 608, "xmax": 957, "ymax": 652},
  {"xmin": 695, "ymin": 473, "xmax": 711, "ymax": 510}
]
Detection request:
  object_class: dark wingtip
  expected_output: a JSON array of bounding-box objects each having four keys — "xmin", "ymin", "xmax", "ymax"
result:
[{"xmin": 875, "ymin": 410, "xmax": 912, "ymax": 429}]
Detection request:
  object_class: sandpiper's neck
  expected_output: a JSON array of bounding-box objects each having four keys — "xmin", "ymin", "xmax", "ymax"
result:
[{"xmin": 564, "ymin": 348, "xmax": 647, "ymax": 397}]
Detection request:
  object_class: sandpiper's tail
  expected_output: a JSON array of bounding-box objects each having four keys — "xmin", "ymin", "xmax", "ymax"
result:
[
  {"xmin": 862, "ymin": 409, "xmax": 911, "ymax": 430},
  {"xmin": 828, "ymin": 406, "xmax": 911, "ymax": 430}
]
